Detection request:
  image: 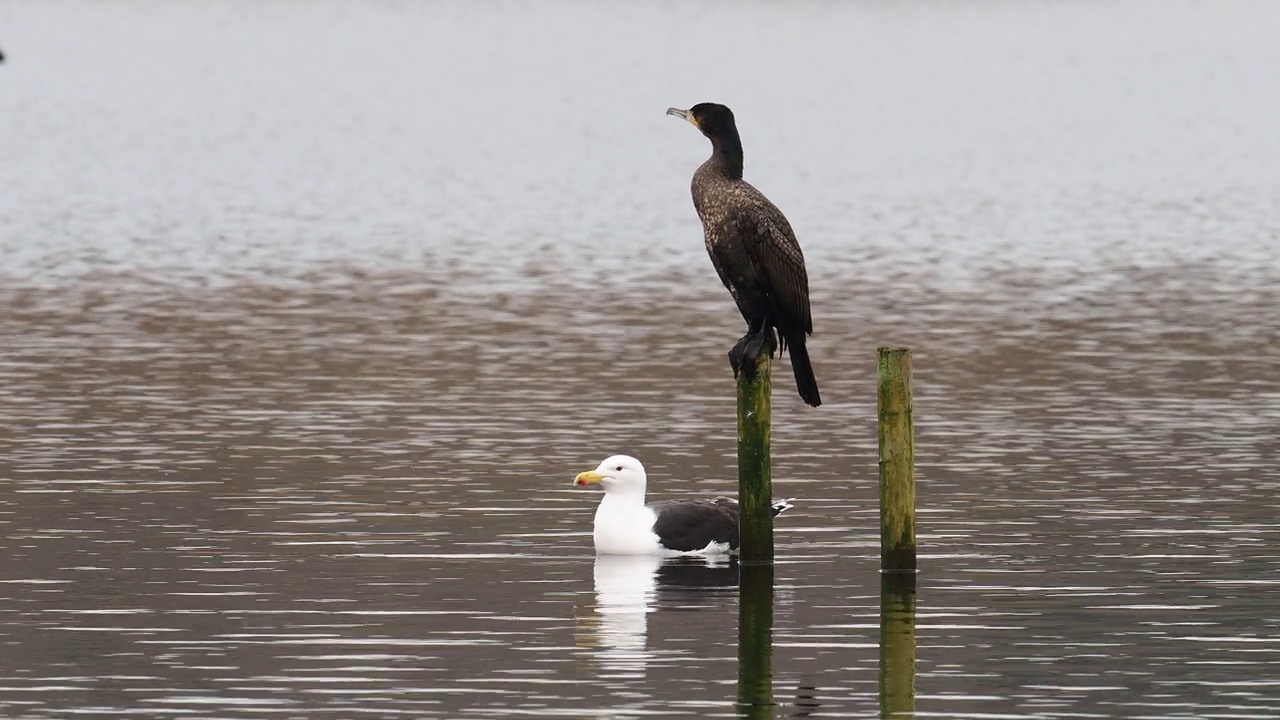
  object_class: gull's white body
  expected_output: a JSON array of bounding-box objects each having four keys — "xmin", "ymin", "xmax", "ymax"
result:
[
  {"xmin": 592, "ymin": 493, "xmax": 664, "ymax": 555},
  {"xmin": 575, "ymin": 455, "xmax": 754, "ymax": 557}
]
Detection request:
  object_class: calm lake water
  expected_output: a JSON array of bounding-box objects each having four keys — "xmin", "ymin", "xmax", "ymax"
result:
[{"xmin": 2, "ymin": 1, "xmax": 1279, "ymax": 718}]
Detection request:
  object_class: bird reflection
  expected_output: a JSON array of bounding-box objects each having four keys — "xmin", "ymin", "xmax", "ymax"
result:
[
  {"xmin": 589, "ymin": 554, "xmax": 658, "ymax": 678},
  {"xmin": 654, "ymin": 556, "xmax": 738, "ymax": 607},
  {"xmin": 583, "ymin": 555, "xmax": 739, "ymax": 678},
  {"xmin": 794, "ymin": 683, "xmax": 821, "ymax": 718}
]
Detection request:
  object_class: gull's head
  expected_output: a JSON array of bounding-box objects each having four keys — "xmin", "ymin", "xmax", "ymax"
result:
[{"xmin": 574, "ymin": 455, "xmax": 647, "ymax": 495}]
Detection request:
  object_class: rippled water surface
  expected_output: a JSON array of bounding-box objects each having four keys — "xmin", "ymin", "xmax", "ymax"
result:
[{"xmin": 2, "ymin": 2, "xmax": 1279, "ymax": 718}]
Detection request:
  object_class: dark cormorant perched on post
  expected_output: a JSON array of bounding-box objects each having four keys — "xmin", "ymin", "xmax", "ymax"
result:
[{"xmin": 666, "ymin": 102, "xmax": 821, "ymax": 407}]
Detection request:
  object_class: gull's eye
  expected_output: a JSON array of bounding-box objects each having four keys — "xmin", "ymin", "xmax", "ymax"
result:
[{"xmin": 615, "ymin": 465, "xmax": 623, "ymax": 472}]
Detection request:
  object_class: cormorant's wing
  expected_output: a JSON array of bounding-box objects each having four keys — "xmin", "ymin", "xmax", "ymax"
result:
[{"xmin": 733, "ymin": 184, "xmax": 814, "ymax": 340}]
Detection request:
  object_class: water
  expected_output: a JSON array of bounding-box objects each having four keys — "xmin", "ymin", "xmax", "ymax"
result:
[{"xmin": 2, "ymin": 1, "xmax": 1279, "ymax": 717}]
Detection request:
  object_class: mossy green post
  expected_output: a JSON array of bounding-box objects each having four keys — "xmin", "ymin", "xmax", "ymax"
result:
[
  {"xmin": 737, "ymin": 351, "xmax": 773, "ymax": 564},
  {"xmin": 877, "ymin": 347, "xmax": 916, "ymax": 572},
  {"xmin": 736, "ymin": 563, "xmax": 774, "ymax": 717}
]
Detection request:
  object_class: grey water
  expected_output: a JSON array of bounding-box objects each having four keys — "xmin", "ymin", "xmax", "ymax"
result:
[{"xmin": 2, "ymin": 1, "xmax": 1279, "ymax": 717}]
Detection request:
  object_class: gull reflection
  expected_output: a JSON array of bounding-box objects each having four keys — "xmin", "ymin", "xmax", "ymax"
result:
[
  {"xmin": 584, "ymin": 555, "xmax": 739, "ymax": 679},
  {"xmin": 589, "ymin": 555, "xmax": 660, "ymax": 678},
  {"xmin": 654, "ymin": 555, "xmax": 738, "ymax": 607}
]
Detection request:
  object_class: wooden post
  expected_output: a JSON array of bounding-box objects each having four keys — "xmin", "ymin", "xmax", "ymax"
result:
[
  {"xmin": 879, "ymin": 572, "xmax": 917, "ymax": 718},
  {"xmin": 737, "ymin": 563, "xmax": 774, "ymax": 717},
  {"xmin": 737, "ymin": 352, "xmax": 773, "ymax": 563},
  {"xmin": 877, "ymin": 347, "xmax": 916, "ymax": 572}
]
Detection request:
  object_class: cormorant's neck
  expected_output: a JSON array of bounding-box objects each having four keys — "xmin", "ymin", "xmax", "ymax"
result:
[{"xmin": 709, "ymin": 130, "xmax": 744, "ymax": 179}]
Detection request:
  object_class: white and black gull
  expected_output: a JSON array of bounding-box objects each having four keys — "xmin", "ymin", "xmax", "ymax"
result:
[{"xmin": 573, "ymin": 455, "xmax": 793, "ymax": 556}]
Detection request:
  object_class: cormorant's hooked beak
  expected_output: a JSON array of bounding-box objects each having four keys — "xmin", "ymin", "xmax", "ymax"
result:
[
  {"xmin": 666, "ymin": 107, "xmax": 697, "ymax": 127},
  {"xmin": 574, "ymin": 470, "xmax": 606, "ymax": 487}
]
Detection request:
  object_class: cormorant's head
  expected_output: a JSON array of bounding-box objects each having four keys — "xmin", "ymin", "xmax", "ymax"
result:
[
  {"xmin": 574, "ymin": 455, "xmax": 647, "ymax": 496},
  {"xmin": 666, "ymin": 103, "xmax": 737, "ymax": 141}
]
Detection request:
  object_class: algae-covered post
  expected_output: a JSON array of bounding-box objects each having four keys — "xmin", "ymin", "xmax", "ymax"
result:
[
  {"xmin": 877, "ymin": 347, "xmax": 916, "ymax": 572},
  {"xmin": 737, "ymin": 351, "xmax": 773, "ymax": 563}
]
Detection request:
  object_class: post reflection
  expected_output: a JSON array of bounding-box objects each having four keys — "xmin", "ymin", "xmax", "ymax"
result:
[
  {"xmin": 737, "ymin": 563, "xmax": 774, "ymax": 718},
  {"xmin": 879, "ymin": 572, "xmax": 917, "ymax": 719}
]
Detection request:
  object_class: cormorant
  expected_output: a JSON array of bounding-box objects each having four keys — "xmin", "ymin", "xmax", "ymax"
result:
[{"xmin": 666, "ymin": 102, "xmax": 822, "ymax": 407}]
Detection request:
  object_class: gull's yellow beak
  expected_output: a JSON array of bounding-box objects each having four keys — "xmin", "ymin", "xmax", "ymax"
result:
[
  {"xmin": 574, "ymin": 470, "xmax": 605, "ymax": 487},
  {"xmin": 666, "ymin": 107, "xmax": 697, "ymax": 127}
]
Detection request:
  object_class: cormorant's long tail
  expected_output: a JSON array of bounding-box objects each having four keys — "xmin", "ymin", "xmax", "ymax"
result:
[{"xmin": 787, "ymin": 338, "xmax": 822, "ymax": 407}]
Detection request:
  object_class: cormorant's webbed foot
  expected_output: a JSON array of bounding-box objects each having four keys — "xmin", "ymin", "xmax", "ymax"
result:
[
  {"xmin": 728, "ymin": 335, "xmax": 751, "ymax": 378},
  {"xmin": 728, "ymin": 323, "xmax": 777, "ymax": 381}
]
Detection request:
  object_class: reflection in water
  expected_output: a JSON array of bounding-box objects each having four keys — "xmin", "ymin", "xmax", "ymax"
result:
[
  {"xmin": 584, "ymin": 556, "xmax": 740, "ymax": 683},
  {"xmin": 588, "ymin": 555, "xmax": 660, "ymax": 678},
  {"xmin": 2, "ymin": 1, "xmax": 1279, "ymax": 717},
  {"xmin": 656, "ymin": 557, "xmax": 739, "ymax": 606},
  {"xmin": 793, "ymin": 684, "xmax": 820, "ymax": 719},
  {"xmin": 879, "ymin": 573, "xmax": 917, "ymax": 719},
  {"xmin": 738, "ymin": 564, "xmax": 774, "ymax": 718}
]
